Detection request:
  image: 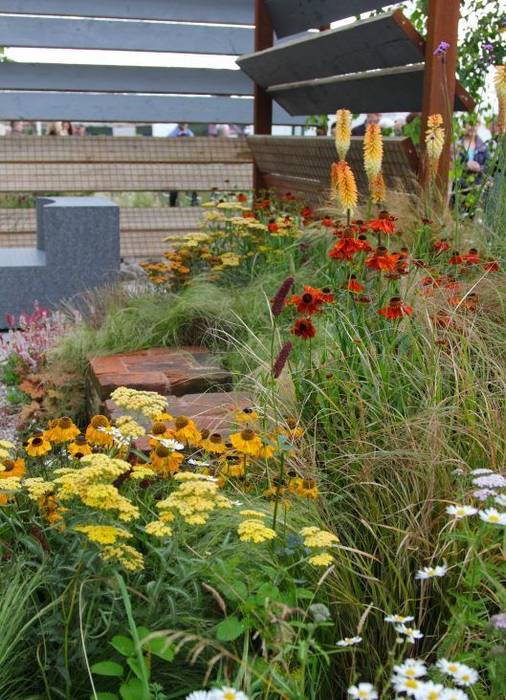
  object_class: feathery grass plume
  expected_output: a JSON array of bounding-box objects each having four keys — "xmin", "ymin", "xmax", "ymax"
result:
[
  {"xmin": 331, "ymin": 160, "xmax": 358, "ymax": 212},
  {"xmin": 272, "ymin": 341, "xmax": 293, "ymax": 378},
  {"xmin": 494, "ymin": 65, "xmax": 506, "ymax": 133},
  {"xmin": 425, "ymin": 114, "xmax": 445, "ymax": 175},
  {"xmin": 271, "ymin": 277, "xmax": 294, "ymax": 317},
  {"xmin": 334, "ymin": 109, "xmax": 352, "ymax": 161},
  {"xmin": 364, "ymin": 123, "xmax": 383, "ymax": 179},
  {"xmin": 370, "ymin": 171, "xmax": 386, "ymax": 205}
]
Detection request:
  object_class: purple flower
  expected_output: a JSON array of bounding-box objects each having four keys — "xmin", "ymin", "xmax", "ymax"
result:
[
  {"xmin": 472, "ymin": 488, "xmax": 497, "ymax": 501},
  {"xmin": 434, "ymin": 41, "xmax": 450, "ymax": 56},
  {"xmin": 483, "ymin": 43, "xmax": 494, "ymax": 52},
  {"xmin": 271, "ymin": 277, "xmax": 294, "ymax": 317},
  {"xmin": 490, "ymin": 613, "xmax": 506, "ymax": 631},
  {"xmin": 473, "ymin": 474, "xmax": 506, "ymax": 489},
  {"xmin": 273, "ymin": 341, "xmax": 293, "ymax": 378}
]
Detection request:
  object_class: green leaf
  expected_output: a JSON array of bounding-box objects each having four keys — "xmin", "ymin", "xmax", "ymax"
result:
[
  {"xmin": 119, "ymin": 678, "xmax": 146, "ymax": 700},
  {"xmin": 91, "ymin": 661, "xmax": 124, "ymax": 678},
  {"xmin": 255, "ymin": 583, "xmax": 280, "ymax": 605},
  {"xmin": 136, "ymin": 626, "xmax": 150, "ymax": 643},
  {"xmin": 111, "ymin": 635, "xmax": 136, "ymax": 657},
  {"xmin": 95, "ymin": 694, "xmax": 119, "ymax": 700},
  {"xmin": 216, "ymin": 616, "xmax": 245, "ymax": 642},
  {"xmin": 126, "ymin": 656, "xmax": 145, "ymax": 680},
  {"xmin": 147, "ymin": 637, "xmax": 175, "ymax": 662}
]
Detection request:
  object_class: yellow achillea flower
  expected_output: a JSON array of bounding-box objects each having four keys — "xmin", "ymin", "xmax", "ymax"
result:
[
  {"xmin": 334, "ymin": 109, "xmax": 352, "ymax": 161},
  {"xmin": 238, "ymin": 519, "xmax": 277, "ymax": 543},
  {"xmin": 331, "ymin": 161, "xmax": 358, "ymax": 212},
  {"xmin": 157, "ymin": 472, "xmax": 232, "ymax": 525},
  {"xmin": 364, "ymin": 123, "xmax": 383, "ymax": 179},
  {"xmin": 495, "ymin": 66, "xmax": 506, "ymax": 133},
  {"xmin": 110, "ymin": 386, "xmax": 168, "ymax": 419},
  {"xmin": 309, "ymin": 553, "xmax": 334, "ymax": 567},
  {"xmin": 75, "ymin": 524, "xmax": 132, "ymax": 545},
  {"xmin": 370, "ymin": 171, "xmax": 386, "ymax": 204},
  {"xmin": 0, "ymin": 440, "xmax": 14, "ymax": 461},
  {"xmin": 101, "ymin": 543, "xmax": 144, "ymax": 571},
  {"xmin": 239, "ymin": 509, "xmax": 267, "ymax": 519},
  {"xmin": 116, "ymin": 415, "xmax": 146, "ymax": 439},
  {"xmin": 300, "ymin": 526, "xmax": 339, "ymax": 548},
  {"xmin": 24, "ymin": 477, "xmax": 54, "ymax": 501},
  {"xmin": 145, "ymin": 520, "xmax": 173, "ymax": 537},
  {"xmin": 425, "ymin": 114, "xmax": 445, "ymax": 174},
  {"xmin": 129, "ymin": 465, "xmax": 156, "ymax": 480}
]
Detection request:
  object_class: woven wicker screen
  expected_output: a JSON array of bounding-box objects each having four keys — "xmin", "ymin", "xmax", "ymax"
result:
[{"xmin": 0, "ymin": 135, "xmax": 253, "ymax": 260}]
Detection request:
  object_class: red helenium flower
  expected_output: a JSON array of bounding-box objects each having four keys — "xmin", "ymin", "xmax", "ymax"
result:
[
  {"xmin": 292, "ymin": 317, "xmax": 316, "ymax": 339},
  {"xmin": 365, "ymin": 247, "xmax": 400, "ymax": 272},
  {"xmin": 378, "ymin": 297, "xmax": 413, "ymax": 320}
]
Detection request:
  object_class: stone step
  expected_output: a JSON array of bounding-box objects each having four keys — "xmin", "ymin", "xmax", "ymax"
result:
[
  {"xmin": 89, "ymin": 346, "xmax": 233, "ymax": 401},
  {"xmin": 105, "ymin": 390, "xmax": 252, "ymax": 449}
]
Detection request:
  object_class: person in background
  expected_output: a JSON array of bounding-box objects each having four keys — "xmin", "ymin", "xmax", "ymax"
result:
[
  {"xmin": 9, "ymin": 120, "xmax": 25, "ymax": 135},
  {"xmin": 351, "ymin": 113, "xmax": 382, "ymax": 136},
  {"xmin": 453, "ymin": 121, "xmax": 490, "ymax": 213},
  {"xmin": 62, "ymin": 121, "xmax": 73, "ymax": 136},
  {"xmin": 168, "ymin": 123, "xmax": 198, "ymax": 207},
  {"xmin": 73, "ymin": 123, "xmax": 87, "ymax": 136},
  {"xmin": 393, "ymin": 118, "xmax": 405, "ymax": 136}
]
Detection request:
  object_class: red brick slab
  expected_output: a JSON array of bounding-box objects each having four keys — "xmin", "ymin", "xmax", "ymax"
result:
[{"xmin": 89, "ymin": 347, "xmax": 233, "ymax": 400}]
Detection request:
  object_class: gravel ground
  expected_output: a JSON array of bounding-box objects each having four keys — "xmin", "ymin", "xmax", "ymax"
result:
[{"xmin": 0, "ymin": 380, "xmax": 18, "ymax": 442}]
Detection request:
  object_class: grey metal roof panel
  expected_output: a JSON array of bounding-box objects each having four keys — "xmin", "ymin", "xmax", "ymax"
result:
[
  {"xmin": 268, "ymin": 64, "xmax": 471, "ymax": 114},
  {"xmin": 237, "ymin": 10, "xmax": 424, "ymax": 88}
]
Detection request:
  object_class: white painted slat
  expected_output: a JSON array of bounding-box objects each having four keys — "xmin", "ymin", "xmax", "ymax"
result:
[
  {"xmin": 0, "ymin": 0, "xmax": 254, "ymax": 24},
  {"xmin": 0, "ymin": 92, "xmax": 307, "ymax": 124},
  {"xmin": 0, "ymin": 63, "xmax": 253, "ymax": 96},
  {"xmin": 0, "ymin": 15, "xmax": 254, "ymax": 55}
]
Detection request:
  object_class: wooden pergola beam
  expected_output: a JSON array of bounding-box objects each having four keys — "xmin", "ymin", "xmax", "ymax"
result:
[
  {"xmin": 253, "ymin": 0, "xmax": 273, "ymax": 193},
  {"xmin": 420, "ymin": 0, "xmax": 462, "ymax": 194}
]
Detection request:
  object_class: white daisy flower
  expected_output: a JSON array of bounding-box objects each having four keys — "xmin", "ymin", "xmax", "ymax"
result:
[
  {"xmin": 470, "ymin": 468, "xmax": 493, "ymax": 475},
  {"xmin": 208, "ymin": 688, "xmax": 249, "ymax": 700},
  {"xmin": 385, "ymin": 614, "xmax": 415, "ymax": 624},
  {"xmin": 494, "ymin": 494, "xmax": 506, "ymax": 507},
  {"xmin": 446, "ymin": 505, "xmax": 478, "ymax": 519},
  {"xmin": 186, "ymin": 692, "xmax": 210, "ymax": 700},
  {"xmin": 436, "ymin": 659, "xmax": 463, "ymax": 676},
  {"xmin": 416, "ymin": 564, "xmax": 448, "ymax": 580},
  {"xmin": 479, "ymin": 508, "xmax": 506, "ymax": 525},
  {"xmin": 393, "ymin": 659, "xmax": 427, "ymax": 678},
  {"xmin": 395, "ymin": 624, "xmax": 424, "ymax": 643},
  {"xmin": 414, "ymin": 681, "xmax": 446, "ymax": 699},
  {"xmin": 347, "ymin": 682, "xmax": 378, "ymax": 699},
  {"xmin": 188, "ymin": 458, "xmax": 210, "ymax": 467},
  {"xmin": 158, "ymin": 437, "xmax": 185, "ymax": 451},
  {"xmin": 337, "ymin": 636, "xmax": 362, "ymax": 647},
  {"xmin": 392, "ymin": 675, "xmax": 424, "ymax": 696},
  {"xmin": 441, "ymin": 689, "xmax": 469, "ymax": 700},
  {"xmin": 453, "ymin": 665, "xmax": 478, "ymax": 687}
]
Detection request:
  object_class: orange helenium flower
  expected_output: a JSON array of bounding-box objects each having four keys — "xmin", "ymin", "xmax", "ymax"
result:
[
  {"xmin": 378, "ymin": 297, "xmax": 414, "ymax": 320},
  {"xmin": 292, "ymin": 317, "xmax": 316, "ymax": 339},
  {"xmin": 347, "ymin": 275, "xmax": 365, "ymax": 294},
  {"xmin": 289, "ymin": 286, "xmax": 333, "ymax": 314},
  {"xmin": 365, "ymin": 246, "xmax": 399, "ymax": 272}
]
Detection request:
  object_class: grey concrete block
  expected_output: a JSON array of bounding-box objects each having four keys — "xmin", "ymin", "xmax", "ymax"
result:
[{"xmin": 0, "ymin": 196, "xmax": 119, "ymax": 327}]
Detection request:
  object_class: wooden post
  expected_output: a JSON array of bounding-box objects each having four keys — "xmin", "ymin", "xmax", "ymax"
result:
[
  {"xmin": 253, "ymin": 0, "xmax": 273, "ymax": 194},
  {"xmin": 420, "ymin": 0, "xmax": 461, "ymax": 195}
]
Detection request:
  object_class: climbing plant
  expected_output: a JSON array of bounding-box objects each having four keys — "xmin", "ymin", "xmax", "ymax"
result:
[{"xmin": 407, "ymin": 0, "xmax": 505, "ymax": 103}]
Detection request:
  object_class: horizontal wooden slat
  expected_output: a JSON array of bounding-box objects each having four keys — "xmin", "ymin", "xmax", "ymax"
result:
[
  {"xmin": 248, "ymin": 135, "xmax": 418, "ymax": 196},
  {"xmin": 266, "ymin": 0, "xmax": 388, "ymax": 38},
  {"xmin": 0, "ymin": 136, "xmax": 254, "ymax": 164},
  {"xmin": 0, "ymin": 15, "xmax": 253, "ymax": 54},
  {"xmin": 0, "ymin": 207, "xmax": 206, "ymax": 260},
  {"xmin": 0, "ymin": 163, "xmax": 253, "ymax": 192},
  {"xmin": 0, "ymin": 92, "xmax": 307, "ymax": 124},
  {"xmin": 269, "ymin": 64, "xmax": 474, "ymax": 114},
  {"xmin": 0, "ymin": 63, "xmax": 253, "ymax": 96},
  {"xmin": 237, "ymin": 10, "xmax": 424, "ymax": 88},
  {"xmin": 0, "ymin": 207, "xmax": 206, "ymax": 234},
  {"xmin": 0, "ymin": 0, "xmax": 254, "ymax": 24}
]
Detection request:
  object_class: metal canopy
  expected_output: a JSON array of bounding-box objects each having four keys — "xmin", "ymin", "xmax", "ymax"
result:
[
  {"xmin": 265, "ymin": 0, "xmax": 388, "ymax": 37},
  {"xmin": 238, "ymin": 10, "xmax": 424, "ymax": 88},
  {"xmin": 269, "ymin": 64, "xmax": 472, "ymax": 115}
]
